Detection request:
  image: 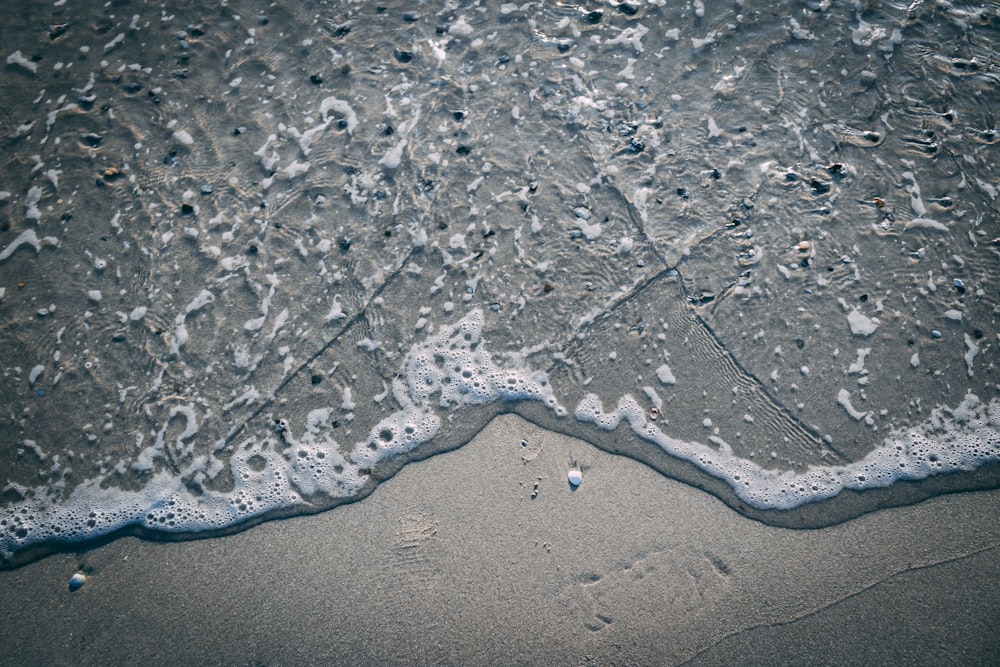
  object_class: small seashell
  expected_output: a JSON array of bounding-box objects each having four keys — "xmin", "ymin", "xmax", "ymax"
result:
[{"xmin": 69, "ymin": 572, "xmax": 87, "ymax": 591}]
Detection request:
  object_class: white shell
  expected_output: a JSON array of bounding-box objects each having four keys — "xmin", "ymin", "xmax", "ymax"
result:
[
  {"xmin": 567, "ymin": 468, "xmax": 582, "ymax": 487},
  {"xmin": 69, "ymin": 572, "xmax": 87, "ymax": 590}
]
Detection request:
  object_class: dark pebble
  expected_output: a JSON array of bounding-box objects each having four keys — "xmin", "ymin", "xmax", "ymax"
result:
[
  {"xmin": 310, "ymin": 73, "xmax": 323, "ymax": 85},
  {"xmin": 810, "ymin": 178, "xmax": 831, "ymax": 194},
  {"xmin": 394, "ymin": 48, "xmax": 413, "ymax": 63}
]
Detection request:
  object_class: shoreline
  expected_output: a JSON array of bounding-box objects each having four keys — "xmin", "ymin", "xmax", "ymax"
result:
[{"xmin": 1, "ymin": 415, "xmax": 997, "ymax": 665}]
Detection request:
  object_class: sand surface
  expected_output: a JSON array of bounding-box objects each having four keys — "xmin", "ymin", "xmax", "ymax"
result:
[{"xmin": 1, "ymin": 414, "xmax": 997, "ymax": 666}]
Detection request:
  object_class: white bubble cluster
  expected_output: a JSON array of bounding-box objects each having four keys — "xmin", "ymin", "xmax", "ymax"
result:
[
  {"xmin": 350, "ymin": 404, "xmax": 442, "ymax": 469},
  {"xmin": 0, "ymin": 310, "xmax": 566, "ymax": 560},
  {"xmin": 575, "ymin": 391, "xmax": 1000, "ymax": 510},
  {"xmin": 2, "ymin": 308, "xmax": 995, "ymax": 561},
  {"xmin": 404, "ymin": 309, "xmax": 566, "ymax": 414},
  {"xmin": 286, "ymin": 408, "xmax": 366, "ymax": 498},
  {"xmin": 0, "ymin": 439, "xmax": 314, "ymax": 559},
  {"xmin": 349, "ymin": 309, "xmax": 565, "ymax": 469}
]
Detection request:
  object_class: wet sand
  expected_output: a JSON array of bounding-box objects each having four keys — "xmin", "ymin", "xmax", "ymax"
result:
[{"xmin": 1, "ymin": 414, "xmax": 998, "ymax": 666}]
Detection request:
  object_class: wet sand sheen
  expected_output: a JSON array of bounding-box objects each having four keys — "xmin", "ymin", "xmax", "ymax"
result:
[{"xmin": 1, "ymin": 416, "xmax": 997, "ymax": 666}]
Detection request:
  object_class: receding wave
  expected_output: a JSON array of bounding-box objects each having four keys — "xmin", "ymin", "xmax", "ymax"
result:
[{"xmin": 1, "ymin": 0, "xmax": 998, "ymax": 564}]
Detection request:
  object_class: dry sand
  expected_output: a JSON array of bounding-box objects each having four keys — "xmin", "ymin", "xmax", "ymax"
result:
[{"xmin": 1, "ymin": 414, "xmax": 997, "ymax": 666}]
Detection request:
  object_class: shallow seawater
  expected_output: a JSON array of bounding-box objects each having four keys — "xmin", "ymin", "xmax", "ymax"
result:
[{"xmin": 0, "ymin": 0, "xmax": 998, "ymax": 564}]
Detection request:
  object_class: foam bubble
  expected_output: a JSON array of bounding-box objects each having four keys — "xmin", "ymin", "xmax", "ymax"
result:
[
  {"xmin": 574, "ymin": 391, "xmax": 1000, "ymax": 511},
  {"xmin": 1, "ymin": 311, "xmax": 995, "ymax": 561},
  {"xmin": 350, "ymin": 405, "xmax": 441, "ymax": 469},
  {"xmin": 0, "ymin": 310, "xmax": 567, "ymax": 560}
]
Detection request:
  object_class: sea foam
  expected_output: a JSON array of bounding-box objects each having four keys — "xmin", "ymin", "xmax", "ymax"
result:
[{"xmin": 1, "ymin": 310, "xmax": 997, "ymax": 560}]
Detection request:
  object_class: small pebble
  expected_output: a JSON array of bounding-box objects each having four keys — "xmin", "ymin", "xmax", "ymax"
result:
[
  {"xmin": 567, "ymin": 467, "xmax": 582, "ymax": 487},
  {"xmin": 69, "ymin": 572, "xmax": 87, "ymax": 591}
]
